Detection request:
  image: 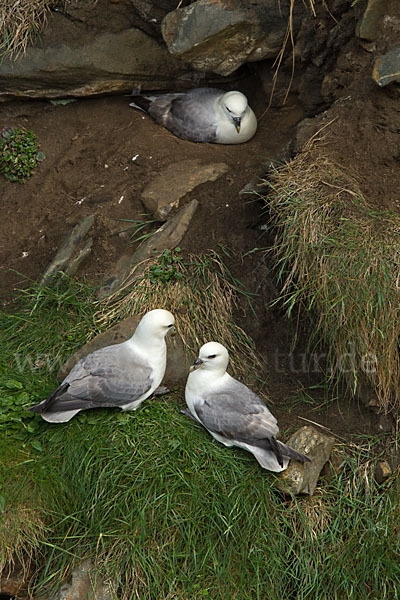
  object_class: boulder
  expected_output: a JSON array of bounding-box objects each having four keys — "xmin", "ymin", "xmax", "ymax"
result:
[
  {"xmin": 278, "ymin": 426, "xmax": 335, "ymax": 495},
  {"xmin": 57, "ymin": 316, "xmax": 190, "ymax": 387},
  {"xmin": 0, "ymin": 4, "xmax": 196, "ymax": 101},
  {"xmin": 161, "ymin": 0, "xmax": 305, "ymax": 76}
]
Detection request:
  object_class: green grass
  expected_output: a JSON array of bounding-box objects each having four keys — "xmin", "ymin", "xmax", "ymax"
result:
[
  {"xmin": 266, "ymin": 147, "xmax": 400, "ymax": 412},
  {"xmin": 1, "ymin": 277, "xmax": 400, "ymax": 599}
]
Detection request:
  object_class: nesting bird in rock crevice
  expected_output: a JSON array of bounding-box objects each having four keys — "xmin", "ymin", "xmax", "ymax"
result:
[{"xmin": 129, "ymin": 87, "xmax": 257, "ymax": 144}]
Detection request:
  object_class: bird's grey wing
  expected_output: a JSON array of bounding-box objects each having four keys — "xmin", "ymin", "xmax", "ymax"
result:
[
  {"xmin": 45, "ymin": 345, "xmax": 153, "ymax": 412},
  {"xmin": 195, "ymin": 380, "xmax": 279, "ymax": 441},
  {"xmin": 147, "ymin": 93, "xmax": 184, "ymax": 123},
  {"xmin": 151, "ymin": 89, "xmax": 221, "ymax": 143}
]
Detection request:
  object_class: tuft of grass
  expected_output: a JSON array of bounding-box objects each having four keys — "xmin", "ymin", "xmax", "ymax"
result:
[
  {"xmin": 0, "ymin": 444, "xmax": 48, "ymax": 579},
  {"xmin": 117, "ymin": 214, "xmax": 161, "ymax": 245},
  {"xmin": 96, "ymin": 249, "xmax": 262, "ymax": 382},
  {"xmin": 265, "ymin": 141, "xmax": 400, "ymax": 412},
  {"xmin": 0, "ymin": 0, "xmax": 54, "ymax": 60},
  {"xmin": 0, "ymin": 277, "xmax": 99, "ymax": 437}
]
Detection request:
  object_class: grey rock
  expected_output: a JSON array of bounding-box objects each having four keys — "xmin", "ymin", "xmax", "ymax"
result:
[
  {"xmin": 161, "ymin": 0, "xmax": 304, "ymax": 76},
  {"xmin": 0, "ymin": 560, "xmax": 32, "ymax": 598},
  {"xmin": 375, "ymin": 460, "xmax": 392, "ymax": 484},
  {"xmin": 357, "ymin": 0, "xmax": 388, "ymax": 42},
  {"xmin": 373, "ymin": 46, "xmax": 400, "ymax": 86},
  {"xmin": 130, "ymin": 0, "xmax": 186, "ymax": 32},
  {"xmin": 278, "ymin": 426, "xmax": 335, "ymax": 496},
  {"xmin": 290, "ymin": 116, "xmax": 323, "ymax": 154},
  {"xmin": 40, "ymin": 215, "xmax": 95, "ymax": 286},
  {"xmin": 58, "ymin": 316, "xmax": 190, "ymax": 387},
  {"xmin": 50, "ymin": 559, "xmax": 112, "ymax": 600},
  {"xmin": 97, "ymin": 199, "xmax": 198, "ymax": 298},
  {"xmin": 0, "ymin": 28, "xmax": 191, "ymax": 101},
  {"xmin": 142, "ymin": 159, "xmax": 229, "ymax": 220}
]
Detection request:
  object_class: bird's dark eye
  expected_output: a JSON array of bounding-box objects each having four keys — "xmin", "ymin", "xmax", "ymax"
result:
[
  {"xmin": 226, "ymin": 107, "xmax": 232, "ymax": 113},
  {"xmin": 208, "ymin": 354, "xmax": 217, "ymax": 359},
  {"xmin": 167, "ymin": 324, "xmax": 173, "ymax": 328}
]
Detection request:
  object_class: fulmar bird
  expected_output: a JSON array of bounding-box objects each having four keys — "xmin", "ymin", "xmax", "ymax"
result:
[
  {"xmin": 129, "ymin": 87, "xmax": 257, "ymax": 144},
  {"xmin": 184, "ymin": 342, "xmax": 310, "ymax": 472},
  {"xmin": 29, "ymin": 309, "xmax": 175, "ymax": 423}
]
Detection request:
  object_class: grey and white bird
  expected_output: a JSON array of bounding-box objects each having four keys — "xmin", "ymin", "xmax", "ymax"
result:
[
  {"xmin": 184, "ymin": 342, "xmax": 310, "ymax": 472},
  {"xmin": 29, "ymin": 309, "xmax": 175, "ymax": 423},
  {"xmin": 129, "ymin": 87, "xmax": 257, "ymax": 144}
]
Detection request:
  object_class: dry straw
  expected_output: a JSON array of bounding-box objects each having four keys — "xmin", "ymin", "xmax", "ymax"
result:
[
  {"xmin": 266, "ymin": 139, "xmax": 400, "ymax": 413},
  {"xmin": 0, "ymin": 0, "xmax": 55, "ymax": 59},
  {"xmin": 96, "ymin": 251, "xmax": 264, "ymax": 383}
]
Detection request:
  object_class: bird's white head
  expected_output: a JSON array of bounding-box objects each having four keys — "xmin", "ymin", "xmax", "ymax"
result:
[
  {"xmin": 220, "ymin": 91, "xmax": 249, "ymax": 133},
  {"xmin": 191, "ymin": 341, "xmax": 229, "ymax": 375},
  {"xmin": 134, "ymin": 309, "xmax": 175, "ymax": 343}
]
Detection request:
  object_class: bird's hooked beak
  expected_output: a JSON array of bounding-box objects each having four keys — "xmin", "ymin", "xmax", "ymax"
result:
[
  {"xmin": 233, "ymin": 116, "xmax": 241, "ymax": 133},
  {"xmin": 189, "ymin": 357, "xmax": 204, "ymax": 372}
]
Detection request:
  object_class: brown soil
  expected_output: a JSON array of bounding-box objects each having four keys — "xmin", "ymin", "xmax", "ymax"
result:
[
  {"xmin": 0, "ymin": 86, "xmax": 301, "ymax": 297},
  {"xmin": 1, "ymin": 1, "xmax": 399, "ymax": 444}
]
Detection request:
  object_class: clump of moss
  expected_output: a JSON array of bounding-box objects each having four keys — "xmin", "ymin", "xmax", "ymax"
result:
[{"xmin": 0, "ymin": 127, "xmax": 45, "ymax": 183}]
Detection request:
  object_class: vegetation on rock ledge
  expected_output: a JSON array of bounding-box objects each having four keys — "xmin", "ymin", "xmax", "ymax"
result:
[{"xmin": 266, "ymin": 140, "xmax": 400, "ymax": 413}]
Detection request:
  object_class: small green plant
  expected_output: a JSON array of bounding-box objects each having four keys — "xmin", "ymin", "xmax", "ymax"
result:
[
  {"xmin": 0, "ymin": 127, "xmax": 45, "ymax": 183},
  {"xmin": 118, "ymin": 214, "xmax": 161, "ymax": 244},
  {"xmin": 148, "ymin": 248, "xmax": 185, "ymax": 283}
]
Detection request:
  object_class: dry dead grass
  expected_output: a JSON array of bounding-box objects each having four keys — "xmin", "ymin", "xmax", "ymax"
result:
[
  {"xmin": 0, "ymin": 0, "xmax": 56, "ymax": 59},
  {"xmin": 266, "ymin": 139, "xmax": 400, "ymax": 413},
  {"xmin": 96, "ymin": 251, "xmax": 264, "ymax": 382},
  {"xmin": 0, "ymin": 507, "xmax": 47, "ymax": 581}
]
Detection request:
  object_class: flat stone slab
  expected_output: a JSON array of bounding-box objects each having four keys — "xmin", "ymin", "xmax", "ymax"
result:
[
  {"xmin": 357, "ymin": 0, "xmax": 388, "ymax": 41},
  {"xmin": 141, "ymin": 159, "xmax": 229, "ymax": 221},
  {"xmin": 40, "ymin": 215, "xmax": 95, "ymax": 286},
  {"xmin": 0, "ymin": 28, "xmax": 190, "ymax": 100},
  {"xmin": 97, "ymin": 199, "xmax": 198, "ymax": 298},
  {"xmin": 278, "ymin": 425, "xmax": 335, "ymax": 495},
  {"xmin": 373, "ymin": 46, "xmax": 400, "ymax": 86}
]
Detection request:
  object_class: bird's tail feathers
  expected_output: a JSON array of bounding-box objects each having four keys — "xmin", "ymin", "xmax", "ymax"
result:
[
  {"xmin": 28, "ymin": 382, "xmax": 70, "ymax": 413},
  {"xmin": 277, "ymin": 440, "xmax": 311, "ymax": 463},
  {"xmin": 129, "ymin": 96, "xmax": 153, "ymax": 113},
  {"xmin": 269, "ymin": 435, "xmax": 284, "ymax": 468},
  {"xmin": 41, "ymin": 409, "xmax": 82, "ymax": 423}
]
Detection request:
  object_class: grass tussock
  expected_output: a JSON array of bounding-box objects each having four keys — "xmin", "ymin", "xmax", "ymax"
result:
[
  {"xmin": 96, "ymin": 250, "xmax": 262, "ymax": 381},
  {"xmin": 266, "ymin": 141, "xmax": 400, "ymax": 412},
  {"xmin": 0, "ymin": 0, "xmax": 55, "ymax": 59},
  {"xmin": 0, "ymin": 446, "xmax": 47, "ymax": 579}
]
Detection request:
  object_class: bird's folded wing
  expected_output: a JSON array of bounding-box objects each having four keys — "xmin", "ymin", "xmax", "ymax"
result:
[
  {"xmin": 165, "ymin": 95, "xmax": 219, "ymax": 142},
  {"xmin": 54, "ymin": 346, "xmax": 154, "ymax": 408},
  {"xmin": 195, "ymin": 384, "xmax": 279, "ymax": 441}
]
